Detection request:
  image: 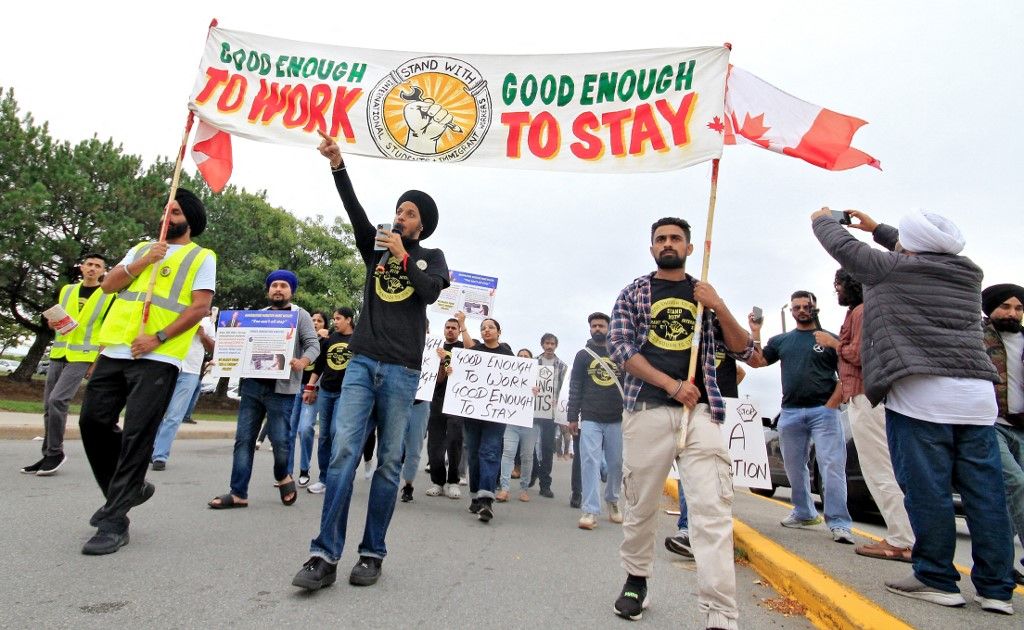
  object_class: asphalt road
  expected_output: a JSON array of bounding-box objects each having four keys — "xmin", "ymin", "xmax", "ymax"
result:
[{"xmin": 4, "ymin": 438, "xmax": 810, "ymax": 629}]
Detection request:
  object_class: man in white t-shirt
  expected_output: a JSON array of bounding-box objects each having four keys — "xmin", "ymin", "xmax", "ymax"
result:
[
  {"xmin": 981, "ymin": 283, "xmax": 1024, "ymax": 587},
  {"xmin": 150, "ymin": 313, "xmax": 216, "ymax": 470},
  {"xmin": 77, "ymin": 189, "xmax": 216, "ymax": 556},
  {"xmin": 813, "ymin": 207, "xmax": 1015, "ymax": 614}
]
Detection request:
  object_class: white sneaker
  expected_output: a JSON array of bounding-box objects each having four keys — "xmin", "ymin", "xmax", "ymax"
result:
[
  {"xmin": 458, "ymin": 477, "xmax": 468, "ymax": 486},
  {"xmin": 974, "ymin": 595, "xmax": 1014, "ymax": 615},
  {"xmin": 885, "ymin": 574, "xmax": 966, "ymax": 607},
  {"xmin": 578, "ymin": 513, "xmax": 597, "ymax": 530},
  {"xmin": 363, "ymin": 460, "xmax": 373, "ymax": 480},
  {"xmin": 445, "ymin": 484, "xmax": 461, "ymax": 499},
  {"xmin": 425, "ymin": 484, "xmax": 443, "ymax": 497},
  {"xmin": 307, "ymin": 482, "xmax": 326, "ymax": 494},
  {"xmin": 607, "ymin": 502, "xmax": 623, "ymax": 524}
]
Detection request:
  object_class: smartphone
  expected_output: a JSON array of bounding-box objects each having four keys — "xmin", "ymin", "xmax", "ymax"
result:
[
  {"xmin": 830, "ymin": 210, "xmax": 852, "ymax": 225},
  {"xmin": 374, "ymin": 223, "xmax": 392, "ymax": 251},
  {"xmin": 751, "ymin": 306, "xmax": 764, "ymax": 324}
]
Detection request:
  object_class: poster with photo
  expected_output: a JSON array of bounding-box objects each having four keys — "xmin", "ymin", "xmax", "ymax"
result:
[
  {"xmin": 211, "ymin": 310, "xmax": 298, "ymax": 380},
  {"xmin": 431, "ymin": 270, "xmax": 498, "ymax": 319}
]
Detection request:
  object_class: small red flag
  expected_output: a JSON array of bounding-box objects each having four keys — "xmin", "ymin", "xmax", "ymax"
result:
[{"xmin": 191, "ymin": 120, "xmax": 233, "ymax": 193}]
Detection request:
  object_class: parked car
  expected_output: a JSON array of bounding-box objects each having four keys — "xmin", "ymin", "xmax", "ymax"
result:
[
  {"xmin": 36, "ymin": 359, "xmax": 51, "ymax": 374},
  {"xmin": 200, "ymin": 374, "xmax": 239, "ymax": 400},
  {"xmin": 756, "ymin": 409, "xmax": 963, "ymax": 520},
  {"xmin": 0, "ymin": 359, "xmax": 20, "ymax": 376}
]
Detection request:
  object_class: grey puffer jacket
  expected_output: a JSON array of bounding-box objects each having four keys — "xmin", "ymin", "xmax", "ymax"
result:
[{"xmin": 813, "ymin": 217, "xmax": 998, "ymax": 406}]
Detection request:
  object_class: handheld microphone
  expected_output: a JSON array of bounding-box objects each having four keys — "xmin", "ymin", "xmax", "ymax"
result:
[{"xmin": 375, "ymin": 224, "xmax": 403, "ymax": 273}]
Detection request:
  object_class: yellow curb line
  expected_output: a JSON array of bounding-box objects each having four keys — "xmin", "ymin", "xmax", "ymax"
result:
[
  {"xmin": 733, "ymin": 519, "xmax": 914, "ymax": 630},
  {"xmin": 666, "ymin": 480, "xmax": 911, "ymax": 627},
  {"xmin": 741, "ymin": 488, "xmax": 1024, "ymax": 597}
]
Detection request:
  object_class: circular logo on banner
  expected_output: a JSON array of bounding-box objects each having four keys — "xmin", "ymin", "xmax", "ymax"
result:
[{"xmin": 367, "ymin": 56, "xmax": 491, "ymax": 161}]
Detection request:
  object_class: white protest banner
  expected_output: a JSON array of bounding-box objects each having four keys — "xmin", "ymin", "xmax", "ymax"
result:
[
  {"xmin": 416, "ymin": 335, "xmax": 444, "ymax": 402},
  {"xmin": 668, "ymin": 397, "xmax": 770, "ymax": 490},
  {"xmin": 552, "ymin": 371, "xmax": 571, "ymax": 426},
  {"xmin": 432, "ymin": 271, "xmax": 498, "ymax": 318},
  {"xmin": 720, "ymin": 397, "xmax": 771, "ymax": 489},
  {"xmin": 212, "ymin": 310, "xmax": 298, "ymax": 379},
  {"xmin": 442, "ymin": 348, "xmax": 537, "ymax": 427},
  {"xmin": 533, "ymin": 362, "xmax": 556, "ymax": 420},
  {"xmin": 190, "ymin": 27, "xmax": 729, "ymax": 174}
]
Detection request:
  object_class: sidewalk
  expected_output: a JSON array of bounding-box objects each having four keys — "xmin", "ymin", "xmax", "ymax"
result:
[
  {"xmin": 667, "ymin": 482, "xmax": 1023, "ymax": 629},
  {"xmin": 0, "ymin": 411, "xmax": 236, "ymax": 440}
]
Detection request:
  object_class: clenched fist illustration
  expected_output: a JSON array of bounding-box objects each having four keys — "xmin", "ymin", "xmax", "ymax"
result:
[{"xmin": 401, "ymin": 86, "xmax": 463, "ymax": 154}]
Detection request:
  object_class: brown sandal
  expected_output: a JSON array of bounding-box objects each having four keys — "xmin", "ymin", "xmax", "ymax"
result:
[{"xmin": 854, "ymin": 540, "xmax": 911, "ymax": 562}]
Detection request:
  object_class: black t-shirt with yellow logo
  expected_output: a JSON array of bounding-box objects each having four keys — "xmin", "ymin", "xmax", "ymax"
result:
[
  {"xmin": 314, "ymin": 331, "xmax": 353, "ymax": 393},
  {"xmin": 567, "ymin": 340, "xmax": 623, "ymax": 423},
  {"xmin": 636, "ymin": 277, "xmax": 711, "ymax": 406},
  {"xmin": 77, "ymin": 284, "xmax": 99, "ymax": 310}
]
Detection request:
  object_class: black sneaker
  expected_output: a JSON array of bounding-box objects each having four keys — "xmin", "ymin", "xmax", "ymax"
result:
[
  {"xmin": 36, "ymin": 453, "xmax": 68, "ymax": 476},
  {"xmin": 614, "ymin": 580, "xmax": 650, "ymax": 620},
  {"xmin": 292, "ymin": 556, "xmax": 337, "ymax": 590},
  {"xmin": 1015, "ymin": 568, "xmax": 1024, "ymax": 586},
  {"xmin": 664, "ymin": 530, "xmax": 693, "ymax": 559},
  {"xmin": 151, "ymin": 460, "xmax": 166, "ymax": 471},
  {"xmin": 20, "ymin": 458, "xmax": 45, "ymax": 474},
  {"xmin": 89, "ymin": 482, "xmax": 156, "ymax": 527},
  {"xmin": 400, "ymin": 484, "xmax": 414, "ymax": 503},
  {"xmin": 81, "ymin": 530, "xmax": 130, "ymax": 555},
  {"xmin": 569, "ymin": 493, "xmax": 582, "ymax": 509},
  {"xmin": 349, "ymin": 556, "xmax": 382, "ymax": 586},
  {"xmin": 539, "ymin": 487, "xmax": 554, "ymax": 499},
  {"xmin": 182, "ymin": 417, "xmax": 197, "ymax": 424},
  {"xmin": 477, "ymin": 498, "xmax": 493, "ymax": 523},
  {"xmin": 468, "ymin": 498, "xmax": 482, "ymax": 514}
]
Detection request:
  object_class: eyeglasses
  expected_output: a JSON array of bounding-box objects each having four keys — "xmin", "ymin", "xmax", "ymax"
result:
[{"xmin": 791, "ymin": 305, "xmax": 814, "ymax": 312}]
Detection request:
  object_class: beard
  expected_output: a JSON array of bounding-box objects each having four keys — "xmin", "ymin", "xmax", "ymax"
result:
[
  {"xmin": 163, "ymin": 220, "xmax": 189, "ymax": 239},
  {"xmin": 591, "ymin": 332, "xmax": 608, "ymax": 344},
  {"xmin": 655, "ymin": 252, "xmax": 685, "ymax": 270},
  {"xmin": 992, "ymin": 317, "xmax": 1024, "ymax": 334},
  {"xmin": 269, "ymin": 295, "xmax": 289, "ymax": 308}
]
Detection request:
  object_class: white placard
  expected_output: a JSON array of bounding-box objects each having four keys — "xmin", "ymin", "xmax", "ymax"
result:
[
  {"xmin": 442, "ymin": 348, "xmax": 537, "ymax": 427},
  {"xmin": 211, "ymin": 310, "xmax": 298, "ymax": 380},
  {"xmin": 552, "ymin": 370, "xmax": 571, "ymax": 425},
  {"xmin": 668, "ymin": 397, "xmax": 771, "ymax": 489},
  {"xmin": 415, "ymin": 335, "xmax": 444, "ymax": 402},
  {"xmin": 533, "ymin": 363, "xmax": 556, "ymax": 420}
]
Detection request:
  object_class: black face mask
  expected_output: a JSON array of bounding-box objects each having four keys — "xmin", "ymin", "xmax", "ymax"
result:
[
  {"xmin": 591, "ymin": 332, "xmax": 608, "ymax": 343},
  {"xmin": 992, "ymin": 317, "xmax": 1024, "ymax": 334}
]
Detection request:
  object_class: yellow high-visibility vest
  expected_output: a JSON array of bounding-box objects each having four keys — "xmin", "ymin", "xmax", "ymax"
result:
[
  {"xmin": 48, "ymin": 282, "xmax": 116, "ymax": 362},
  {"xmin": 97, "ymin": 241, "xmax": 214, "ymax": 361}
]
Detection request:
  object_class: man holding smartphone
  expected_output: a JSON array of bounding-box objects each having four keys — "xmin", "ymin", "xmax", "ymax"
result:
[
  {"xmin": 292, "ymin": 131, "xmax": 450, "ymax": 591},
  {"xmin": 747, "ymin": 291, "xmax": 853, "ymax": 544}
]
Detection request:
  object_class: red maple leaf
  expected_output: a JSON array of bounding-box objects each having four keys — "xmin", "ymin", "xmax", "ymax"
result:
[
  {"xmin": 707, "ymin": 116, "xmax": 725, "ymax": 133},
  {"xmin": 734, "ymin": 112, "xmax": 771, "ymax": 148}
]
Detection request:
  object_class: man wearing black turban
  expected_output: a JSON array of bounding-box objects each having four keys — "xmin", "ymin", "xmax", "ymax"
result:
[
  {"xmin": 291, "ymin": 131, "xmax": 450, "ymax": 591},
  {"xmin": 982, "ymin": 283, "xmax": 1024, "ymax": 586}
]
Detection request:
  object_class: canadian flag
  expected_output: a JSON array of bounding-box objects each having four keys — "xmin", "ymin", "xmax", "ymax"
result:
[
  {"xmin": 713, "ymin": 66, "xmax": 880, "ymax": 171},
  {"xmin": 191, "ymin": 120, "xmax": 233, "ymax": 193}
]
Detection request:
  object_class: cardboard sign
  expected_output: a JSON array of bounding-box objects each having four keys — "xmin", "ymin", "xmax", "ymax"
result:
[
  {"xmin": 442, "ymin": 348, "xmax": 537, "ymax": 427},
  {"xmin": 669, "ymin": 397, "xmax": 771, "ymax": 490},
  {"xmin": 415, "ymin": 335, "xmax": 444, "ymax": 402}
]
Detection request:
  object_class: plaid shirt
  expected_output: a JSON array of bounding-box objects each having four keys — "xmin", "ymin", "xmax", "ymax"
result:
[{"xmin": 608, "ymin": 272, "xmax": 754, "ymax": 422}]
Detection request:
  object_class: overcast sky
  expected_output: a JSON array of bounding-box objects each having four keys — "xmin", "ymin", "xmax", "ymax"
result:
[{"xmin": 3, "ymin": 1, "xmax": 1021, "ymax": 416}]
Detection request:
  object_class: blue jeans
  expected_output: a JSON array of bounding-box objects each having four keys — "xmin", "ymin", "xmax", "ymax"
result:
[
  {"xmin": 778, "ymin": 405, "xmax": 851, "ymax": 530},
  {"xmin": 230, "ymin": 379, "xmax": 294, "ymax": 498},
  {"xmin": 310, "ymin": 355, "xmax": 419, "ymax": 563},
  {"xmin": 151, "ymin": 371, "xmax": 202, "ymax": 463},
  {"xmin": 499, "ymin": 423, "xmax": 537, "ymax": 491},
  {"xmin": 677, "ymin": 480, "xmax": 689, "ymax": 530},
  {"xmin": 887, "ymin": 410, "xmax": 1015, "ymax": 598},
  {"xmin": 401, "ymin": 402, "xmax": 430, "ymax": 483},
  {"xmin": 315, "ymin": 389, "xmax": 342, "ymax": 485},
  {"xmin": 287, "ymin": 392, "xmax": 317, "ymax": 475},
  {"xmin": 463, "ymin": 418, "xmax": 504, "ymax": 499},
  {"xmin": 580, "ymin": 420, "xmax": 622, "ymax": 515},
  {"xmin": 995, "ymin": 424, "xmax": 1024, "ymax": 567}
]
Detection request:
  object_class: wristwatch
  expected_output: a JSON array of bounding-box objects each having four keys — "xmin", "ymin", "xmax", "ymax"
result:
[{"xmin": 155, "ymin": 330, "xmax": 169, "ymax": 343}]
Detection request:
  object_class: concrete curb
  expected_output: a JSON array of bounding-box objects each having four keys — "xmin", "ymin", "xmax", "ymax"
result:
[{"xmin": 664, "ymin": 479, "xmax": 913, "ymax": 630}]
